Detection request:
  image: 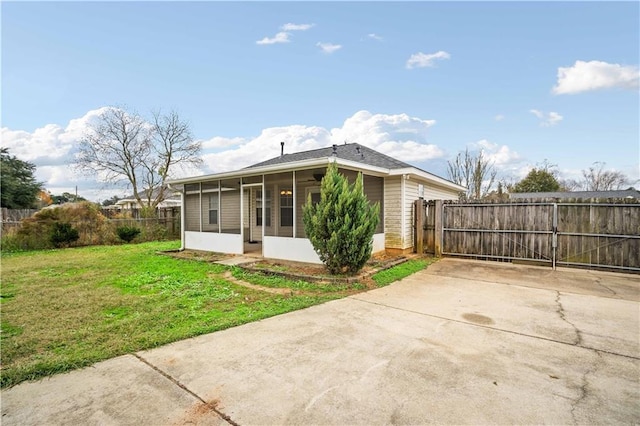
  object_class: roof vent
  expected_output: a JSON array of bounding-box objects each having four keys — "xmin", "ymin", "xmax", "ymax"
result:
[
  {"xmin": 356, "ymin": 145, "xmax": 364, "ymax": 159},
  {"xmin": 332, "ymin": 144, "xmax": 337, "ymax": 156},
  {"xmin": 280, "ymin": 141, "xmax": 285, "ymax": 157}
]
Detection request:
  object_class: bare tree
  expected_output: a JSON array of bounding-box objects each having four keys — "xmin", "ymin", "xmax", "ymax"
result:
[
  {"xmin": 447, "ymin": 148, "xmax": 497, "ymax": 200},
  {"xmin": 76, "ymin": 107, "xmax": 202, "ymax": 215},
  {"xmin": 581, "ymin": 162, "xmax": 628, "ymax": 191}
]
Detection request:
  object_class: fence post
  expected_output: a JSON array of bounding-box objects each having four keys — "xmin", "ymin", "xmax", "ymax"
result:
[
  {"xmin": 415, "ymin": 200, "xmax": 424, "ymax": 254},
  {"xmin": 552, "ymin": 203, "xmax": 558, "ymax": 270},
  {"xmin": 434, "ymin": 200, "xmax": 443, "ymax": 256}
]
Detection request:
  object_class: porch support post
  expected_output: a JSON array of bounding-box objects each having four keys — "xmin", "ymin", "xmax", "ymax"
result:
[
  {"xmin": 199, "ymin": 182, "xmax": 202, "ymax": 232},
  {"xmin": 179, "ymin": 187, "xmax": 185, "ymax": 250},
  {"xmin": 218, "ymin": 180, "xmax": 221, "ymax": 233},
  {"xmin": 240, "ymin": 178, "xmax": 244, "ymax": 243},
  {"xmin": 261, "ymin": 175, "xmax": 265, "ymax": 241},
  {"xmin": 293, "ymin": 170, "xmax": 297, "ymax": 238}
]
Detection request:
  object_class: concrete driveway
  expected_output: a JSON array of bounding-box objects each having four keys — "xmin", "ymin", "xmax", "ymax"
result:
[{"xmin": 2, "ymin": 259, "xmax": 639, "ymax": 425}]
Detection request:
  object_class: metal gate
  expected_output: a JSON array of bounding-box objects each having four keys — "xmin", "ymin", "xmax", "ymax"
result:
[{"xmin": 416, "ymin": 200, "xmax": 640, "ymax": 272}]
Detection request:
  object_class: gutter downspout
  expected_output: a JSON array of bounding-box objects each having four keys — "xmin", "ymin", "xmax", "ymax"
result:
[{"xmin": 167, "ymin": 183, "xmax": 185, "ymax": 251}]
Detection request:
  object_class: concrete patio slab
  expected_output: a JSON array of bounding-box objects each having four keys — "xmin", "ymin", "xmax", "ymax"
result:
[
  {"xmin": 2, "ymin": 258, "xmax": 638, "ymax": 425},
  {"xmin": 0, "ymin": 354, "xmax": 226, "ymax": 426}
]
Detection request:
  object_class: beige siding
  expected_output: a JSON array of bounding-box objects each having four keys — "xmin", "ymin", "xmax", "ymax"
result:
[
  {"xmin": 403, "ymin": 180, "xmax": 420, "ymax": 250},
  {"xmin": 384, "ymin": 176, "xmax": 403, "ymax": 249},
  {"xmin": 364, "ymin": 175, "xmax": 384, "ymax": 234},
  {"xmin": 422, "ymin": 183, "xmax": 461, "ymax": 200},
  {"xmin": 295, "ymin": 181, "xmax": 321, "ymax": 238},
  {"xmin": 184, "ymin": 193, "xmax": 200, "ymax": 231},
  {"xmin": 220, "ymin": 191, "xmax": 241, "ymax": 232}
]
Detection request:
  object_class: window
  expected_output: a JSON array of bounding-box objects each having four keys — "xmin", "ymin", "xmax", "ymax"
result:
[
  {"xmin": 256, "ymin": 190, "xmax": 271, "ymax": 227},
  {"xmin": 209, "ymin": 193, "xmax": 218, "ymax": 224},
  {"xmin": 307, "ymin": 187, "xmax": 321, "ymax": 206},
  {"xmin": 280, "ymin": 189, "xmax": 293, "ymax": 227}
]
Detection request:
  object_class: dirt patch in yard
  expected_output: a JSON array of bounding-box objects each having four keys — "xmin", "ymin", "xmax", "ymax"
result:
[
  {"xmin": 161, "ymin": 249, "xmax": 414, "ymax": 286},
  {"xmin": 159, "ymin": 249, "xmax": 233, "ymax": 263},
  {"xmin": 239, "ymin": 253, "xmax": 411, "ymax": 285}
]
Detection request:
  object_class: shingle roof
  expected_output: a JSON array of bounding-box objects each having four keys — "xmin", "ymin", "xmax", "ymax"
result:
[
  {"xmin": 509, "ymin": 190, "xmax": 640, "ymax": 199},
  {"xmin": 245, "ymin": 143, "xmax": 413, "ymax": 170}
]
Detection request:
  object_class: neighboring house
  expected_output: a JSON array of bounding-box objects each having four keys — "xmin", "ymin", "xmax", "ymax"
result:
[
  {"xmin": 167, "ymin": 143, "xmax": 465, "ymax": 264},
  {"xmin": 111, "ymin": 188, "xmax": 181, "ymax": 211},
  {"xmin": 509, "ymin": 189, "xmax": 640, "ymax": 200}
]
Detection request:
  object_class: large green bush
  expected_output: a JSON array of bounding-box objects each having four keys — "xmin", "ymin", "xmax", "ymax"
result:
[
  {"xmin": 50, "ymin": 222, "xmax": 80, "ymax": 248},
  {"xmin": 302, "ymin": 163, "xmax": 380, "ymax": 275},
  {"xmin": 116, "ymin": 225, "xmax": 141, "ymax": 243}
]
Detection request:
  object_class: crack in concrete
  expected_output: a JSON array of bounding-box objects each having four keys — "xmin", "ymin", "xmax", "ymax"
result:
[
  {"xmin": 350, "ymin": 297, "xmax": 640, "ymax": 361},
  {"xmin": 132, "ymin": 353, "xmax": 240, "ymax": 426},
  {"xmin": 555, "ymin": 291, "xmax": 583, "ymax": 346},
  {"xmin": 593, "ymin": 276, "xmax": 617, "ymax": 296},
  {"xmin": 569, "ymin": 351, "xmax": 602, "ymax": 425}
]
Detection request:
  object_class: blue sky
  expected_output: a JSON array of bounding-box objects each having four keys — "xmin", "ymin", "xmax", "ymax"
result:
[{"xmin": 2, "ymin": 1, "xmax": 639, "ymax": 201}]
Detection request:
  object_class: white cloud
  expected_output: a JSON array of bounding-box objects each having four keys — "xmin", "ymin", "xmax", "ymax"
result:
[
  {"xmin": 494, "ymin": 114, "xmax": 505, "ymax": 121},
  {"xmin": 257, "ymin": 23, "xmax": 314, "ymax": 46},
  {"xmin": 552, "ymin": 60, "xmax": 640, "ymax": 94},
  {"xmin": 200, "ymin": 136, "xmax": 246, "ymax": 150},
  {"xmin": 256, "ymin": 32, "xmax": 290, "ymax": 45},
  {"xmin": 529, "ymin": 109, "xmax": 563, "ymax": 127},
  {"xmin": 3, "ymin": 109, "xmax": 445, "ymax": 201},
  {"xmin": 367, "ymin": 33, "xmax": 383, "ymax": 41},
  {"xmin": 468, "ymin": 139, "xmax": 522, "ymax": 167},
  {"xmin": 406, "ymin": 51, "xmax": 450, "ymax": 69},
  {"xmin": 280, "ymin": 23, "xmax": 315, "ymax": 31},
  {"xmin": 317, "ymin": 42, "xmax": 342, "ymax": 54},
  {"xmin": 201, "ymin": 110, "xmax": 442, "ymax": 173},
  {"xmin": 329, "ymin": 110, "xmax": 442, "ymax": 162}
]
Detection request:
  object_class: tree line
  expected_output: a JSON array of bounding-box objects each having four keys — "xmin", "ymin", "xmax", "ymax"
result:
[
  {"xmin": 446, "ymin": 148, "xmax": 635, "ymax": 200},
  {"xmin": 1, "ymin": 106, "xmax": 636, "ymax": 209}
]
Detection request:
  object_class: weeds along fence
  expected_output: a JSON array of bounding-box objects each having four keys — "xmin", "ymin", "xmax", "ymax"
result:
[{"xmin": 1, "ymin": 215, "xmax": 181, "ymax": 251}]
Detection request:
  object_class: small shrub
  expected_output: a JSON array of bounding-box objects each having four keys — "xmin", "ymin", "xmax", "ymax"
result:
[
  {"xmin": 50, "ymin": 222, "xmax": 79, "ymax": 248},
  {"xmin": 302, "ymin": 163, "xmax": 380, "ymax": 275},
  {"xmin": 116, "ymin": 225, "xmax": 141, "ymax": 243}
]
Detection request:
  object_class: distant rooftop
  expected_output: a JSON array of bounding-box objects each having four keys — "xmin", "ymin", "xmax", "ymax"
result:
[{"xmin": 509, "ymin": 189, "xmax": 640, "ymax": 199}]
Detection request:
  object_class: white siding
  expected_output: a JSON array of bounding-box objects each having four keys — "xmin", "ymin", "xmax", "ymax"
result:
[
  {"xmin": 185, "ymin": 231, "xmax": 243, "ymax": 254},
  {"xmin": 263, "ymin": 236, "xmax": 322, "ymax": 264}
]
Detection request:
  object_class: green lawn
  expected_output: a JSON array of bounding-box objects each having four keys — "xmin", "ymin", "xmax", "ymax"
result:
[
  {"xmin": 0, "ymin": 241, "xmax": 354, "ymax": 388},
  {"xmin": 372, "ymin": 258, "xmax": 435, "ymax": 286}
]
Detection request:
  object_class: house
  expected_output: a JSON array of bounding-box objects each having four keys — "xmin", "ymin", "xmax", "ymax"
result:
[
  {"xmin": 509, "ymin": 189, "xmax": 640, "ymax": 200},
  {"xmin": 167, "ymin": 143, "xmax": 465, "ymax": 264},
  {"xmin": 109, "ymin": 188, "xmax": 181, "ymax": 212}
]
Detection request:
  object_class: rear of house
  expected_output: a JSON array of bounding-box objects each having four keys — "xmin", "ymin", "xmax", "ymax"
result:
[{"xmin": 168, "ymin": 143, "xmax": 464, "ymax": 263}]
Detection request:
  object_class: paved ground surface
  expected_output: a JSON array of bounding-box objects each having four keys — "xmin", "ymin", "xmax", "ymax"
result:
[{"xmin": 2, "ymin": 259, "xmax": 639, "ymax": 425}]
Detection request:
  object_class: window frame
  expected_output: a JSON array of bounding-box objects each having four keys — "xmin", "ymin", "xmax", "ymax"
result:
[
  {"xmin": 279, "ymin": 188, "xmax": 293, "ymax": 227},
  {"xmin": 256, "ymin": 189, "xmax": 271, "ymax": 227}
]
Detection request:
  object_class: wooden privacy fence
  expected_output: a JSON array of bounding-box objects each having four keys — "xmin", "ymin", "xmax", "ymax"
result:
[{"xmin": 415, "ymin": 199, "xmax": 640, "ymax": 272}]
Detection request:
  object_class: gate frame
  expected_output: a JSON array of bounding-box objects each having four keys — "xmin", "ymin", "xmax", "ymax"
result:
[{"xmin": 420, "ymin": 200, "xmax": 640, "ymax": 273}]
